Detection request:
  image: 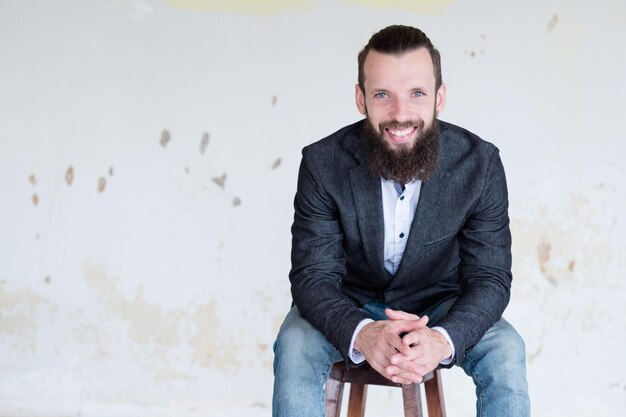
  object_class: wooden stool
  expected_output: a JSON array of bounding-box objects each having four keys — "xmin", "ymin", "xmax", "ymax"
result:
[{"xmin": 325, "ymin": 362, "xmax": 446, "ymax": 417}]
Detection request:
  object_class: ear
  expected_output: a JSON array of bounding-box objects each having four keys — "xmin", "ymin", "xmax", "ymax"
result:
[
  {"xmin": 355, "ymin": 84, "xmax": 366, "ymax": 115},
  {"xmin": 435, "ymin": 83, "xmax": 447, "ymax": 115}
]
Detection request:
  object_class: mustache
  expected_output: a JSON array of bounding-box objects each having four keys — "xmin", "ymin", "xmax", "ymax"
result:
[
  {"xmin": 378, "ymin": 119, "xmax": 425, "ymax": 133},
  {"xmin": 362, "ymin": 117, "xmax": 439, "ymax": 183}
]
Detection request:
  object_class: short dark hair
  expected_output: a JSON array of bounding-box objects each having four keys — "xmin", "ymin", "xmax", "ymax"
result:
[{"xmin": 357, "ymin": 25, "xmax": 442, "ymax": 92}]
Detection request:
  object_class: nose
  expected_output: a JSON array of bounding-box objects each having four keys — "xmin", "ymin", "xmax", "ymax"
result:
[{"xmin": 388, "ymin": 96, "xmax": 411, "ymax": 122}]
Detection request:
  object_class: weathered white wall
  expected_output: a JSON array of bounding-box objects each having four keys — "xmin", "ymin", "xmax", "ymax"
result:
[{"xmin": 1, "ymin": 1, "xmax": 624, "ymax": 416}]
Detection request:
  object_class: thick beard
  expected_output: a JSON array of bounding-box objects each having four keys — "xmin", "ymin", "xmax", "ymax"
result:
[{"xmin": 362, "ymin": 117, "xmax": 439, "ymax": 183}]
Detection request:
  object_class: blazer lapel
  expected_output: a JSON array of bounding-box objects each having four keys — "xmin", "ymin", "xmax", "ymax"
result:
[
  {"xmin": 347, "ymin": 139, "xmax": 389, "ymax": 282},
  {"xmin": 393, "ymin": 151, "xmax": 451, "ymax": 282}
]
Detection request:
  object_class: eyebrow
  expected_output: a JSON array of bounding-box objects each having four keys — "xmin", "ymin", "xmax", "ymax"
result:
[{"xmin": 369, "ymin": 86, "xmax": 431, "ymax": 94}]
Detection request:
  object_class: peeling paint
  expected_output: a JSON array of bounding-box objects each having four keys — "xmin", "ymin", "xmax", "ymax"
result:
[
  {"xmin": 28, "ymin": 174, "xmax": 36, "ymax": 185},
  {"xmin": 190, "ymin": 299, "xmax": 240, "ymax": 371},
  {"xmin": 341, "ymin": 0, "xmax": 452, "ymax": 15},
  {"xmin": 72, "ymin": 323, "xmax": 109, "ymax": 360},
  {"xmin": 83, "ymin": 263, "xmax": 182, "ymax": 347},
  {"xmin": 232, "ymin": 197, "xmax": 241, "ymax": 207},
  {"xmin": 32, "ymin": 193, "xmax": 39, "ymax": 206},
  {"xmin": 82, "ymin": 263, "xmax": 241, "ymax": 371},
  {"xmin": 254, "ymin": 289, "xmax": 274, "ymax": 313},
  {"xmin": 272, "ymin": 158, "xmax": 281, "ymax": 169},
  {"xmin": 154, "ymin": 368, "xmax": 196, "ymax": 381},
  {"xmin": 190, "ymin": 300, "xmax": 218, "ymax": 367},
  {"xmin": 166, "ymin": 0, "xmax": 316, "ymax": 14},
  {"xmin": 0, "ymin": 286, "xmax": 46, "ymax": 334},
  {"xmin": 271, "ymin": 95, "xmax": 278, "ymax": 106}
]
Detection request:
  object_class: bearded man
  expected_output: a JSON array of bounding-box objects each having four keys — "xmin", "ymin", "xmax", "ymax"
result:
[{"xmin": 272, "ymin": 25, "xmax": 530, "ymax": 417}]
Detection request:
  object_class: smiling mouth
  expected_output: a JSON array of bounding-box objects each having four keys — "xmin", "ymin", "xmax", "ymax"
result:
[
  {"xmin": 378, "ymin": 119, "xmax": 424, "ymax": 144},
  {"xmin": 386, "ymin": 126, "xmax": 417, "ymax": 141}
]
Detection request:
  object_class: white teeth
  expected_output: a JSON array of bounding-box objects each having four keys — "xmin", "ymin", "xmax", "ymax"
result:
[{"xmin": 389, "ymin": 128, "xmax": 413, "ymax": 137}]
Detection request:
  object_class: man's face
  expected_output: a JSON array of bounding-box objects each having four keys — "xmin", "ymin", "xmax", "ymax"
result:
[{"xmin": 355, "ymin": 48, "xmax": 446, "ymax": 152}]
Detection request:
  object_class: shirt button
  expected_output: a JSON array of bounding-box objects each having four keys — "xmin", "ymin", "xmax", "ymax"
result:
[
  {"xmin": 399, "ymin": 232, "xmax": 405, "ymax": 238},
  {"xmin": 400, "ymin": 196, "xmax": 405, "ymax": 201}
]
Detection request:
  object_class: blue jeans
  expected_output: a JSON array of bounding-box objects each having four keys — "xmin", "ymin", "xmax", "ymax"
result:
[{"xmin": 273, "ymin": 302, "xmax": 530, "ymax": 417}]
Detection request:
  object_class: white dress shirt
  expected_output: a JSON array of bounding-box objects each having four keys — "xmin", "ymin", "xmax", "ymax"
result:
[{"xmin": 348, "ymin": 178, "xmax": 455, "ymax": 365}]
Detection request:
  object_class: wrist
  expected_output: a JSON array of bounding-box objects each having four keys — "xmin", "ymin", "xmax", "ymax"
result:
[{"xmin": 352, "ymin": 319, "xmax": 374, "ymax": 354}]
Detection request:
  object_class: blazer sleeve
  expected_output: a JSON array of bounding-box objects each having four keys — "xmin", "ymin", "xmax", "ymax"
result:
[
  {"xmin": 289, "ymin": 151, "xmax": 370, "ymax": 359},
  {"xmin": 435, "ymin": 148, "xmax": 513, "ymax": 365}
]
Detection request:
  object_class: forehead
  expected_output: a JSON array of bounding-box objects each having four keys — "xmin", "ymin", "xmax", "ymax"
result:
[{"xmin": 362, "ymin": 47, "xmax": 436, "ymax": 90}]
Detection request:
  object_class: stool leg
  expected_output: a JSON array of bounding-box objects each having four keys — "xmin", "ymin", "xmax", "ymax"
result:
[
  {"xmin": 401, "ymin": 383, "xmax": 424, "ymax": 417},
  {"xmin": 347, "ymin": 383, "xmax": 367, "ymax": 417},
  {"xmin": 325, "ymin": 378, "xmax": 344, "ymax": 417},
  {"xmin": 424, "ymin": 369, "xmax": 446, "ymax": 417}
]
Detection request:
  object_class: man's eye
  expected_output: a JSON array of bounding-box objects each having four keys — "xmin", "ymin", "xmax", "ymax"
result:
[
  {"xmin": 412, "ymin": 91, "xmax": 424, "ymax": 97},
  {"xmin": 374, "ymin": 92, "xmax": 387, "ymax": 99}
]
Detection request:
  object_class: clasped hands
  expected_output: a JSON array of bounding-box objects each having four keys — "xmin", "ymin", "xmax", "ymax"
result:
[{"xmin": 353, "ymin": 309, "xmax": 452, "ymax": 385}]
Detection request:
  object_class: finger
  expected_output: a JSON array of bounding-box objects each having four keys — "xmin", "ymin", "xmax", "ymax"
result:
[
  {"xmin": 385, "ymin": 308, "xmax": 420, "ymax": 321},
  {"xmin": 385, "ymin": 320, "xmax": 423, "ymax": 360},
  {"xmin": 390, "ymin": 359, "xmax": 436, "ymax": 381},
  {"xmin": 371, "ymin": 322, "xmax": 414, "ymax": 357},
  {"xmin": 390, "ymin": 348, "xmax": 423, "ymax": 365},
  {"xmin": 389, "ymin": 318, "xmax": 429, "ymax": 336},
  {"xmin": 368, "ymin": 354, "xmax": 416, "ymax": 384},
  {"xmin": 401, "ymin": 326, "xmax": 430, "ymax": 347},
  {"xmin": 385, "ymin": 331, "xmax": 412, "ymax": 357},
  {"xmin": 385, "ymin": 311, "xmax": 430, "ymax": 329},
  {"xmin": 387, "ymin": 367, "xmax": 424, "ymax": 384}
]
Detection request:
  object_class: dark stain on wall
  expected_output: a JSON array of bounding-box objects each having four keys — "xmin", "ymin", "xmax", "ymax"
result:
[
  {"xmin": 568, "ymin": 260, "xmax": 575, "ymax": 273},
  {"xmin": 212, "ymin": 174, "xmax": 226, "ymax": 189},
  {"xmin": 200, "ymin": 133, "xmax": 210, "ymax": 154},
  {"xmin": 547, "ymin": 14, "xmax": 558, "ymax": 32},
  {"xmin": 160, "ymin": 129, "xmax": 171, "ymax": 148},
  {"xmin": 29, "ymin": 174, "xmax": 38, "ymax": 206},
  {"xmin": 98, "ymin": 177, "xmax": 107, "ymax": 193},
  {"xmin": 537, "ymin": 240, "xmax": 557, "ymax": 286},
  {"xmin": 65, "ymin": 166, "xmax": 74, "ymax": 186},
  {"xmin": 528, "ymin": 345, "xmax": 543, "ymax": 363}
]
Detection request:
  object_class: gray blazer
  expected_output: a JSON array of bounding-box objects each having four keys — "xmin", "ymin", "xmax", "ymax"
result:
[{"xmin": 289, "ymin": 120, "xmax": 512, "ymax": 365}]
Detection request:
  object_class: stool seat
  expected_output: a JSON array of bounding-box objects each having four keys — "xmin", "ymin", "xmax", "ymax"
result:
[{"xmin": 325, "ymin": 362, "xmax": 446, "ymax": 417}]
